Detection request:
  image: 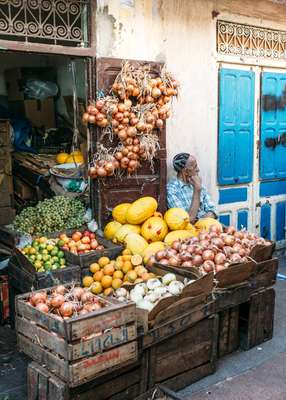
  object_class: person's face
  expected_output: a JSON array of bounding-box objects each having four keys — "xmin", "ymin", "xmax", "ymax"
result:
[{"xmin": 183, "ymin": 156, "xmax": 199, "ymax": 178}]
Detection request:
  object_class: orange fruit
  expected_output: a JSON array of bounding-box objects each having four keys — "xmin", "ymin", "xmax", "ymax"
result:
[
  {"xmin": 126, "ymin": 270, "xmax": 137, "ymax": 283},
  {"xmin": 104, "ymin": 287, "xmax": 114, "ymax": 296},
  {"xmin": 113, "ymin": 270, "xmax": 124, "ymax": 279},
  {"xmin": 116, "ymin": 255, "xmax": 124, "ymax": 262},
  {"xmin": 93, "ymin": 270, "xmax": 104, "ymax": 282},
  {"xmin": 98, "ymin": 257, "xmax": 110, "ymax": 267},
  {"xmin": 122, "ymin": 254, "xmax": 132, "ymax": 262},
  {"xmin": 90, "ymin": 263, "xmax": 100, "ymax": 273},
  {"xmin": 122, "ymin": 261, "xmax": 133, "ymax": 274},
  {"xmin": 122, "ymin": 248, "xmax": 132, "ymax": 256},
  {"xmin": 101, "ymin": 275, "xmax": 113, "ymax": 289},
  {"xmin": 112, "ymin": 278, "xmax": 123, "ymax": 289},
  {"xmin": 115, "ymin": 260, "xmax": 124, "ymax": 270},
  {"xmin": 103, "ymin": 264, "xmax": 115, "ymax": 276},
  {"xmin": 91, "ymin": 281, "xmax": 102, "ymax": 294},
  {"xmin": 82, "ymin": 276, "xmax": 94, "ymax": 287}
]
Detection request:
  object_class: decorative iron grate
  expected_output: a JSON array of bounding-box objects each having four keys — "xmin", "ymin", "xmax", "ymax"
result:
[
  {"xmin": 217, "ymin": 20, "xmax": 286, "ymax": 60},
  {"xmin": 0, "ymin": 0, "xmax": 90, "ymax": 47}
]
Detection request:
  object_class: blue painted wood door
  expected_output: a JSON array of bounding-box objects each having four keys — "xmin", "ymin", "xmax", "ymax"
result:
[
  {"xmin": 260, "ymin": 72, "xmax": 286, "ymax": 180},
  {"xmin": 218, "ymin": 68, "xmax": 255, "ymax": 185}
]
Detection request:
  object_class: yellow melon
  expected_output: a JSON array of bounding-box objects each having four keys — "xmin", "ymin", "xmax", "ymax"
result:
[
  {"xmin": 126, "ymin": 197, "xmax": 158, "ymax": 225},
  {"xmin": 186, "ymin": 223, "xmax": 199, "ymax": 237},
  {"xmin": 124, "ymin": 233, "xmax": 148, "ymax": 256},
  {"xmin": 143, "ymin": 241, "xmax": 166, "ymax": 264},
  {"xmin": 195, "ymin": 218, "xmax": 222, "ymax": 232},
  {"xmin": 112, "ymin": 203, "xmax": 131, "ymax": 224},
  {"xmin": 66, "ymin": 154, "xmax": 84, "ymax": 164},
  {"xmin": 104, "ymin": 221, "xmax": 122, "ymax": 240},
  {"xmin": 164, "ymin": 230, "xmax": 193, "ymax": 246},
  {"xmin": 141, "ymin": 217, "xmax": 168, "ymax": 242},
  {"xmin": 164, "ymin": 208, "xmax": 190, "ymax": 231},
  {"xmin": 114, "ymin": 224, "xmax": 141, "ymax": 243}
]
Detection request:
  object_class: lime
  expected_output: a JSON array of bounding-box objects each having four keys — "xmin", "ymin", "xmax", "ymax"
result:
[
  {"xmin": 57, "ymin": 240, "xmax": 65, "ymax": 247},
  {"xmin": 34, "ymin": 260, "xmax": 42, "ymax": 269},
  {"xmin": 42, "ymin": 254, "xmax": 50, "ymax": 262},
  {"xmin": 39, "ymin": 243, "xmax": 47, "ymax": 250},
  {"xmin": 51, "ymin": 256, "xmax": 59, "ymax": 263},
  {"xmin": 41, "ymin": 249, "xmax": 48, "ymax": 255},
  {"xmin": 30, "ymin": 255, "xmax": 36, "ymax": 262},
  {"xmin": 36, "ymin": 254, "xmax": 43, "ymax": 261},
  {"xmin": 29, "ymin": 247, "xmax": 36, "ymax": 255},
  {"xmin": 52, "ymin": 263, "xmax": 60, "ymax": 270},
  {"xmin": 32, "ymin": 240, "xmax": 38, "ymax": 248},
  {"xmin": 44, "ymin": 262, "xmax": 52, "ymax": 270},
  {"xmin": 60, "ymin": 258, "xmax": 65, "ymax": 265},
  {"xmin": 57, "ymin": 250, "xmax": 65, "ymax": 259},
  {"xmin": 47, "ymin": 244, "xmax": 54, "ymax": 252},
  {"xmin": 38, "ymin": 267, "xmax": 45, "ymax": 272},
  {"xmin": 51, "ymin": 247, "xmax": 59, "ymax": 256}
]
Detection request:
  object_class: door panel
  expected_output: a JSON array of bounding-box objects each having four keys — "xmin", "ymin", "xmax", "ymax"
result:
[
  {"xmin": 92, "ymin": 57, "xmax": 167, "ymax": 226},
  {"xmin": 260, "ymin": 72, "xmax": 286, "ymax": 180},
  {"xmin": 218, "ymin": 68, "xmax": 255, "ymax": 185}
]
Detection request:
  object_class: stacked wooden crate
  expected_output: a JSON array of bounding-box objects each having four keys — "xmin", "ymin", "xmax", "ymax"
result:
[{"xmin": 0, "ymin": 120, "xmax": 15, "ymax": 225}]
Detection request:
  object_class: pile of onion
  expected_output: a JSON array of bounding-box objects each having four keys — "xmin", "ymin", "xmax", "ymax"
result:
[
  {"xmin": 149, "ymin": 225, "xmax": 272, "ymax": 275},
  {"xmin": 84, "ymin": 63, "xmax": 179, "ymax": 178},
  {"xmin": 27, "ymin": 285, "xmax": 104, "ymax": 319}
]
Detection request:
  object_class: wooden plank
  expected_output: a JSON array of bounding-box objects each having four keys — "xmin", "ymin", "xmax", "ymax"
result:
[
  {"xmin": 16, "ymin": 316, "xmax": 68, "ymax": 359},
  {"xmin": 70, "ymin": 341, "xmax": 138, "ymax": 387},
  {"xmin": 27, "ymin": 362, "xmax": 39, "ymax": 400},
  {"xmin": 153, "ymin": 318, "xmax": 214, "ymax": 382},
  {"xmin": 68, "ymin": 302, "xmax": 136, "ymax": 341},
  {"xmin": 69, "ymin": 324, "xmax": 136, "ymax": 361},
  {"xmin": 18, "ymin": 334, "xmax": 68, "ymax": 381},
  {"xmin": 142, "ymin": 301, "xmax": 215, "ymax": 349},
  {"xmin": 16, "ymin": 299, "xmax": 67, "ymax": 338},
  {"xmin": 218, "ymin": 309, "xmax": 229, "ymax": 357},
  {"xmin": 228, "ymin": 306, "xmax": 239, "ymax": 354},
  {"xmin": 214, "ymin": 283, "xmax": 251, "ymax": 311},
  {"xmin": 38, "ymin": 367, "xmax": 50, "ymax": 400},
  {"xmin": 48, "ymin": 375, "xmax": 69, "ymax": 400}
]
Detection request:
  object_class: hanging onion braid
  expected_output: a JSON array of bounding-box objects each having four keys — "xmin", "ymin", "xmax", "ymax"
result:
[{"xmin": 173, "ymin": 153, "xmax": 190, "ymax": 172}]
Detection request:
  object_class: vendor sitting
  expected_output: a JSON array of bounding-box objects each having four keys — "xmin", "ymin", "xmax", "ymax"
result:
[{"xmin": 167, "ymin": 153, "xmax": 216, "ymax": 223}]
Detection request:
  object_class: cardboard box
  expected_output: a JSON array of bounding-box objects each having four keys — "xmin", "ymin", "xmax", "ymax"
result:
[
  {"xmin": 9, "ymin": 98, "xmax": 56, "ymax": 129},
  {"xmin": 5, "ymin": 67, "xmax": 57, "ymax": 101},
  {"xmin": 0, "ymin": 207, "xmax": 15, "ymax": 226}
]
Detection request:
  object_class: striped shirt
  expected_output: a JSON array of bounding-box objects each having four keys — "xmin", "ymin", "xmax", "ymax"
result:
[{"xmin": 167, "ymin": 178, "xmax": 216, "ymax": 219}]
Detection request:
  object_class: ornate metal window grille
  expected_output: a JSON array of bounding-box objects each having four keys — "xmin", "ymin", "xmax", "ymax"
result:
[
  {"xmin": 217, "ymin": 20, "xmax": 286, "ymax": 60},
  {"xmin": 0, "ymin": 0, "xmax": 90, "ymax": 47}
]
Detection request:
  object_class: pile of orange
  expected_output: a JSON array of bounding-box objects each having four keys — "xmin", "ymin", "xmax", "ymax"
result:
[{"xmin": 82, "ymin": 249, "xmax": 156, "ymax": 296}]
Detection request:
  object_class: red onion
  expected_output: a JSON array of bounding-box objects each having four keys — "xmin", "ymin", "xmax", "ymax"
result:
[
  {"xmin": 224, "ymin": 235, "xmax": 235, "ymax": 246},
  {"xmin": 30, "ymin": 292, "xmax": 47, "ymax": 306},
  {"xmin": 180, "ymin": 251, "xmax": 192, "ymax": 262},
  {"xmin": 214, "ymin": 252, "xmax": 226, "ymax": 265},
  {"xmin": 211, "ymin": 238, "xmax": 224, "ymax": 249},
  {"xmin": 203, "ymin": 260, "xmax": 215, "ymax": 272},
  {"xmin": 172, "ymin": 241, "xmax": 182, "ymax": 251},
  {"xmin": 225, "ymin": 226, "xmax": 236, "ymax": 235},
  {"xmin": 169, "ymin": 256, "xmax": 180, "ymax": 267},
  {"xmin": 55, "ymin": 285, "xmax": 66, "ymax": 295},
  {"xmin": 60, "ymin": 302, "xmax": 73, "ymax": 317},
  {"xmin": 72, "ymin": 287, "xmax": 85, "ymax": 301},
  {"xmin": 156, "ymin": 250, "xmax": 166, "ymax": 261},
  {"xmin": 215, "ymin": 264, "xmax": 225, "ymax": 272},
  {"xmin": 187, "ymin": 245, "xmax": 196, "ymax": 254},
  {"xmin": 81, "ymin": 291, "xmax": 94, "ymax": 303},
  {"xmin": 36, "ymin": 303, "xmax": 49, "ymax": 313},
  {"xmin": 202, "ymin": 249, "xmax": 215, "ymax": 261},
  {"xmin": 51, "ymin": 294, "xmax": 65, "ymax": 308},
  {"xmin": 199, "ymin": 233, "xmax": 210, "ymax": 241},
  {"xmin": 159, "ymin": 258, "xmax": 169, "ymax": 266},
  {"xmin": 181, "ymin": 261, "xmax": 193, "ymax": 268},
  {"xmin": 230, "ymin": 253, "xmax": 242, "ymax": 263},
  {"xmin": 200, "ymin": 239, "xmax": 210, "ymax": 248},
  {"xmin": 192, "ymin": 254, "xmax": 203, "ymax": 266}
]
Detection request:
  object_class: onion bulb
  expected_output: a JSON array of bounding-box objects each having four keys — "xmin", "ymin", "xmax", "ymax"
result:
[{"xmin": 60, "ymin": 302, "xmax": 73, "ymax": 318}]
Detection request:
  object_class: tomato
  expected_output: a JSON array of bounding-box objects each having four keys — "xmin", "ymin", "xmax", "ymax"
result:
[{"xmin": 90, "ymin": 240, "xmax": 98, "ymax": 250}]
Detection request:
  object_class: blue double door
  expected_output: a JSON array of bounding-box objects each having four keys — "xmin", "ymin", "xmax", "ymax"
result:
[{"xmin": 218, "ymin": 67, "xmax": 286, "ymax": 243}]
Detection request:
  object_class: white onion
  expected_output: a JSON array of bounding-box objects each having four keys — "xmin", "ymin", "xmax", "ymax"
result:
[
  {"xmin": 130, "ymin": 290, "xmax": 143, "ymax": 304},
  {"xmin": 147, "ymin": 278, "xmax": 162, "ymax": 290},
  {"xmin": 115, "ymin": 287, "xmax": 128, "ymax": 298},
  {"xmin": 162, "ymin": 273, "xmax": 176, "ymax": 286},
  {"xmin": 168, "ymin": 281, "xmax": 184, "ymax": 295},
  {"xmin": 137, "ymin": 299, "xmax": 154, "ymax": 312}
]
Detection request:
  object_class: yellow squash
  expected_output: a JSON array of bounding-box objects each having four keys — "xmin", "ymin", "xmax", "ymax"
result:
[
  {"xmin": 112, "ymin": 203, "xmax": 131, "ymax": 224},
  {"xmin": 164, "ymin": 230, "xmax": 194, "ymax": 245},
  {"xmin": 104, "ymin": 221, "xmax": 122, "ymax": 240},
  {"xmin": 164, "ymin": 208, "xmax": 190, "ymax": 231},
  {"xmin": 114, "ymin": 224, "xmax": 141, "ymax": 243},
  {"xmin": 141, "ymin": 216, "xmax": 168, "ymax": 242},
  {"xmin": 195, "ymin": 218, "xmax": 222, "ymax": 232},
  {"xmin": 124, "ymin": 233, "xmax": 148, "ymax": 256},
  {"xmin": 126, "ymin": 197, "xmax": 158, "ymax": 225}
]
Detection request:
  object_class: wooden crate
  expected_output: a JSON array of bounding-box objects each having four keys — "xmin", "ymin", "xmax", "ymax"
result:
[
  {"xmin": 146, "ymin": 314, "xmax": 218, "ymax": 391},
  {"xmin": 28, "ymin": 354, "xmax": 148, "ymax": 400},
  {"xmin": 16, "ymin": 284, "xmax": 138, "ymax": 387},
  {"xmin": 8, "ymin": 255, "xmax": 81, "ymax": 292},
  {"xmin": 0, "ymin": 206, "xmax": 15, "ymax": 225},
  {"xmin": 250, "ymin": 257, "xmax": 278, "ymax": 291},
  {"xmin": 217, "ymin": 306, "xmax": 240, "ymax": 357},
  {"xmin": 0, "ymin": 120, "xmax": 11, "ymax": 147},
  {"xmin": 240, "ymin": 287, "xmax": 275, "ymax": 350}
]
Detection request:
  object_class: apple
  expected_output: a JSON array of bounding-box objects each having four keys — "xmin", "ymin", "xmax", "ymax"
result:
[
  {"xmin": 90, "ymin": 240, "xmax": 98, "ymax": 250},
  {"xmin": 82, "ymin": 236, "xmax": 91, "ymax": 244}
]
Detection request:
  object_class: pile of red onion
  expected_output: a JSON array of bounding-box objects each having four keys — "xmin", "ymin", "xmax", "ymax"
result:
[
  {"xmin": 27, "ymin": 285, "xmax": 104, "ymax": 319},
  {"xmin": 148, "ymin": 225, "xmax": 271, "ymax": 275}
]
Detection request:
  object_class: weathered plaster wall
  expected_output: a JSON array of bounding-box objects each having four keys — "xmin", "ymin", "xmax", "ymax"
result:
[{"xmin": 96, "ymin": 0, "xmax": 286, "ymax": 203}]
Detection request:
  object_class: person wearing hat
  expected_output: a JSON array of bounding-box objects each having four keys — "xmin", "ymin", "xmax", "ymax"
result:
[{"xmin": 167, "ymin": 153, "xmax": 216, "ymax": 223}]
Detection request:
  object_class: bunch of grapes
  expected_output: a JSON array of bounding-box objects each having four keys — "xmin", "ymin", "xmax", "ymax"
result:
[{"xmin": 14, "ymin": 196, "xmax": 86, "ymax": 235}]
